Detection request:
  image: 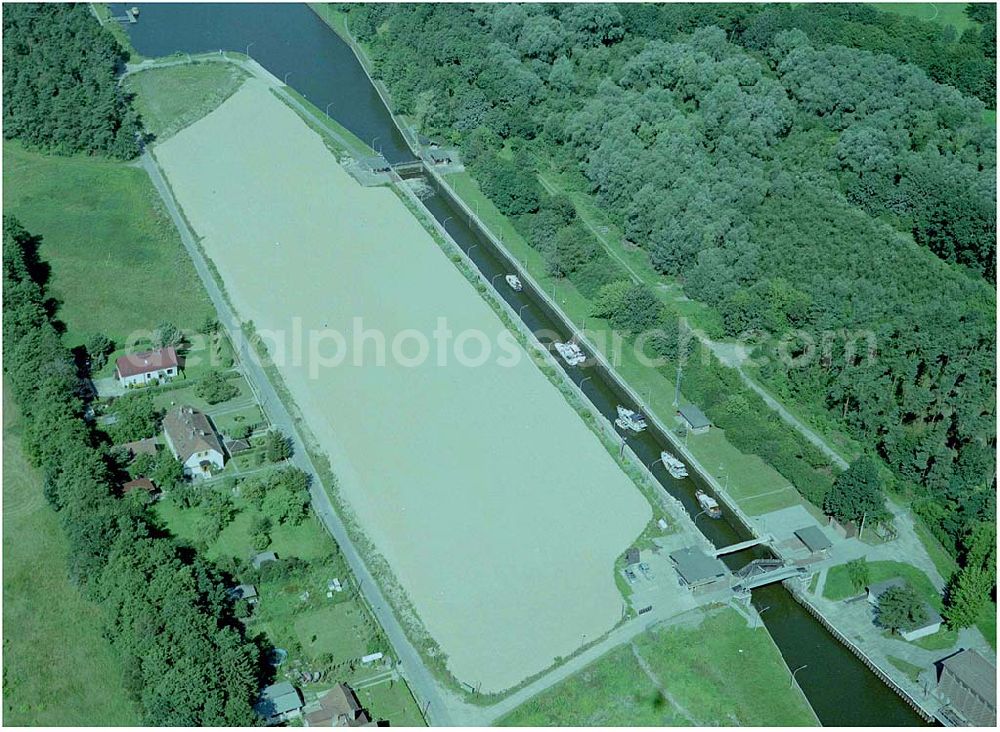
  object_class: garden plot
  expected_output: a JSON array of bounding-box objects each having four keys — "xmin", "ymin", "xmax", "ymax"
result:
[{"xmin": 155, "ymin": 78, "xmax": 651, "ymax": 693}]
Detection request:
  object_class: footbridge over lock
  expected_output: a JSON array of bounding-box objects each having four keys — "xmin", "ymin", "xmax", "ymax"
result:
[{"xmin": 732, "ymin": 558, "xmax": 808, "ymax": 593}]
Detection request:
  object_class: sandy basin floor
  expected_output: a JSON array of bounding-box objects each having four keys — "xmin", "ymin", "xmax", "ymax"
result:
[{"xmin": 156, "ymin": 79, "xmax": 651, "ymax": 692}]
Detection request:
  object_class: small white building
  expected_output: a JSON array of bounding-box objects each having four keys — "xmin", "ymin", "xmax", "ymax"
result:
[
  {"xmin": 162, "ymin": 405, "xmax": 226, "ymax": 478},
  {"xmin": 115, "ymin": 346, "xmax": 179, "ymax": 387}
]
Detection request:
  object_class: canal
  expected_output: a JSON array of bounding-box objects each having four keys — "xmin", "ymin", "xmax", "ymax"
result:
[{"xmin": 115, "ymin": 3, "xmax": 925, "ymax": 725}]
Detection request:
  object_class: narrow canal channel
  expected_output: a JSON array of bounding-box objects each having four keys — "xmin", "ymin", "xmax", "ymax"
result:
[{"xmin": 116, "ymin": 4, "xmax": 926, "ymax": 725}]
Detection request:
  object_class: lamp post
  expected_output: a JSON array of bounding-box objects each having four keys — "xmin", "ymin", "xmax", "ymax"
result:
[
  {"xmin": 283, "ymin": 71, "xmax": 292, "ymax": 84},
  {"xmin": 754, "ymin": 605, "xmax": 771, "ymax": 629},
  {"xmin": 519, "ymin": 304, "xmax": 529, "ymax": 317},
  {"xmin": 442, "ymin": 216, "xmax": 452, "ymax": 236},
  {"xmin": 491, "ymin": 273, "xmax": 503, "ymax": 286},
  {"xmin": 467, "ymin": 243, "xmax": 479, "ymax": 256},
  {"xmin": 325, "ymin": 102, "xmax": 335, "ymax": 116},
  {"xmin": 580, "ymin": 375, "xmax": 592, "ymax": 390},
  {"xmin": 693, "ymin": 509, "xmax": 708, "ymax": 526},
  {"xmin": 371, "ymin": 136, "xmax": 380, "ymax": 154},
  {"xmin": 245, "ymin": 41, "xmax": 255, "ymax": 59}
]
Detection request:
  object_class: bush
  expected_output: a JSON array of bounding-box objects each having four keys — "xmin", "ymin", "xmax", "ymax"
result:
[{"xmin": 195, "ymin": 370, "xmax": 239, "ymax": 405}]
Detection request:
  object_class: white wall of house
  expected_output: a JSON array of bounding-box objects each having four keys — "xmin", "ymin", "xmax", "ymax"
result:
[
  {"xmin": 118, "ymin": 366, "xmax": 177, "ymax": 388},
  {"xmin": 183, "ymin": 449, "xmax": 225, "ymax": 478}
]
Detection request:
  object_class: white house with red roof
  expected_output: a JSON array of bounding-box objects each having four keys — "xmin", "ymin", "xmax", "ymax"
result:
[{"xmin": 115, "ymin": 346, "xmax": 179, "ymax": 387}]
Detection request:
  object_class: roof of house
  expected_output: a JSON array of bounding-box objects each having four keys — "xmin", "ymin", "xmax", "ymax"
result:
[
  {"xmin": 305, "ymin": 683, "xmax": 373, "ymax": 727},
  {"xmin": 255, "ymin": 681, "xmax": 302, "ymax": 719},
  {"xmin": 941, "ymin": 649, "xmax": 997, "ymax": 705},
  {"xmin": 679, "ymin": 403, "xmax": 710, "ymax": 429},
  {"xmin": 119, "ymin": 437, "xmax": 158, "ymax": 457},
  {"xmin": 122, "ymin": 477, "xmax": 157, "ymax": 493},
  {"xmin": 115, "ymin": 346, "xmax": 178, "ymax": 378},
  {"xmin": 670, "ymin": 547, "xmax": 727, "ymax": 584},
  {"xmin": 163, "ymin": 405, "xmax": 225, "ymax": 463},
  {"xmin": 794, "ymin": 526, "xmax": 833, "ymax": 552}
]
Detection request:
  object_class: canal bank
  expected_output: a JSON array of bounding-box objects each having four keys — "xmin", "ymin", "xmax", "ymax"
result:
[{"xmin": 113, "ymin": 3, "xmax": 927, "ymax": 724}]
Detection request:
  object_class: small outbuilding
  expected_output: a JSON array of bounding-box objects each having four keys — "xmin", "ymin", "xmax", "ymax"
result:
[
  {"xmin": 670, "ymin": 547, "xmax": 727, "ymax": 587},
  {"xmin": 867, "ymin": 578, "xmax": 942, "ymax": 641},
  {"xmin": 359, "ymin": 155, "xmax": 391, "ymax": 174},
  {"xmin": 678, "ymin": 404, "xmax": 711, "ymax": 434},
  {"xmin": 937, "ymin": 648, "xmax": 997, "ymax": 727},
  {"xmin": 227, "ymin": 584, "xmax": 259, "ymax": 604},
  {"xmin": 251, "ymin": 551, "xmax": 278, "ymax": 569},
  {"xmin": 255, "ymin": 681, "xmax": 303, "ymax": 725},
  {"xmin": 122, "ymin": 477, "xmax": 159, "ymax": 500},
  {"xmin": 624, "ymin": 547, "xmax": 640, "ymax": 566},
  {"xmin": 794, "ymin": 526, "xmax": 833, "ymax": 553}
]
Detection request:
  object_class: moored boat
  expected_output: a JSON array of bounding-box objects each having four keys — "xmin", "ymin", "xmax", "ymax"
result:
[
  {"xmin": 661, "ymin": 451, "xmax": 688, "ymax": 479},
  {"xmin": 554, "ymin": 341, "xmax": 586, "ymax": 366},
  {"xmin": 615, "ymin": 405, "xmax": 647, "ymax": 433},
  {"xmin": 695, "ymin": 489, "xmax": 722, "ymax": 519}
]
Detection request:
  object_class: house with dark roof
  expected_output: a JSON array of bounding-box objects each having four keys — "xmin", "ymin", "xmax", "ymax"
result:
[
  {"xmin": 303, "ymin": 683, "xmax": 377, "ymax": 727},
  {"xmin": 794, "ymin": 526, "xmax": 833, "ymax": 554},
  {"xmin": 255, "ymin": 681, "xmax": 303, "ymax": 725},
  {"xmin": 937, "ymin": 649, "xmax": 996, "ymax": 727},
  {"xmin": 162, "ymin": 405, "xmax": 226, "ymax": 478},
  {"xmin": 115, "ymin": 346, "xmax": 179, "ymax": 387}
]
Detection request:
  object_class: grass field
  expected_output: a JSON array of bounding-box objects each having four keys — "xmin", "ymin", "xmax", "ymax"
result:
[
  {"xmin": 2, "ymin": 386, "xmax": 139, "ymax": 726},
  {"xmin": 126, "ymin": 62, "xmax": 248, "ymax": 142},
  {"xmin": 155, "ymin": 78, "xmax": 651, "ymax": 692},
  {"xmin": 869, "ymin": 2, "xmax": 979, "ymax": 32},
  {"xmin": 2, "ymin": 142, "xmax": 214, "ymax": 348},
  {"xmin": 500, "ymin": 608, "xmax": 817, "ymax": 726}
]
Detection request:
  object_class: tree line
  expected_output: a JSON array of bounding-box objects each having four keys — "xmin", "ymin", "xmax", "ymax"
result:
[
  {"xmin": 3, "ymin": 217, "xmax": 260, "ymax": 724},
  {"xmin": 3, "ymin": 3, "xmax": 140, "ymax": 158},
  {"xmin": 341, "ymin": 3, "xmax": 995, "ymax": 579}
]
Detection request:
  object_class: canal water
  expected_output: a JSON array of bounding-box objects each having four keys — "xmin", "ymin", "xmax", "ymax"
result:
[{"xmin": 115, "ymin": 3, "xmax": 925, "ymax": 725}]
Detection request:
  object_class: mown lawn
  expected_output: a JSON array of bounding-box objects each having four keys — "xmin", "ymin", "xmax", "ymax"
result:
[
  {"xmin": 498, "ymin": 643, "xmax": 685, "ymax": 726},
  {"xmin": 824, "ymin": 560, "xmax": 941, "ymax": 605},
  {"xmin": 127, "ymin": 62, "xmax": 248, "ymax": 142},
  {"xmin": 500, "ymin": 608, "xmax": 817, "ymax": 726},
  {"xmin": 2, "ymin": 386, "xmax": 139, "ymax": 726},
  {"xmin": 2, "ymin": 142, "xmax": 214, "ymax": 348}
]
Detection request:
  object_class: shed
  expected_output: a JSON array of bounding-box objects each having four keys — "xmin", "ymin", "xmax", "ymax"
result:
[
  {"xmin": 938, "ymin": 649, "xmax": 997, "ymax": 727},
  {"xmin": 255, "ymin": 681, "xmax": 303, "ymax": 725},
  {"xmin": 359, "ymin": 155, "xmax": 391, "ymax": 173},
  {"xmin": 679, "ymin": 404, "xmax": 711, "ymax": 434},
  {"xmin": 624, "ymin": 547, "xmax": 640, "ymax": 566},
  {"xmin": 670, "ymin": 547, "xmax": 727, "ymax": 587},
  {"xmin": 251, "ymin": 551, "xmax": 278, "ymax": 569},
  {"xmin": 227, "ymin": 583, "xmax": 259, "ymax": 604},
  {"xmin": 794, "ymin": 526, "xmax": 832, "ymax": 553}
]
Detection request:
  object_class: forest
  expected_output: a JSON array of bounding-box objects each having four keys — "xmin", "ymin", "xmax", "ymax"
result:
[
  {"xmin": 3, "ymin": 3, "xmax": 140, "ymax": 158},
  {"xmin": 340, "ymin": 3, "xmax": 996, "ymax": 571}
]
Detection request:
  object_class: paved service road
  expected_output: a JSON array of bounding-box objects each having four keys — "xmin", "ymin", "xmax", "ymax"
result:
[{"xmin": 140, "ymin": 152, "xmax": 460, "ymax": 726}]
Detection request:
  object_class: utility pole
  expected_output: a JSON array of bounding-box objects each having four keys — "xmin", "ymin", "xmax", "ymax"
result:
[
  {"xmin": 859, "ymin": 511, "xmax": 867, "ymax": 540},
  {"xmin": 673, "ymin": 363, "xmax": 683, "ymax": 407}
]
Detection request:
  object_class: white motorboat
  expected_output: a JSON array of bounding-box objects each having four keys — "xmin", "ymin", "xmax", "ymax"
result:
[
  {"xmin": 615, "ymin": 405, "xmax": 647, "ymax": 433},
  {"xmin": 660, "ymin": 451, "xmax": 688, "ymax": 479},
  {"xmin": 505, "ymin": 274, "xmax": 523, "ymax": 291},
  {"xmin": 554, "ymin": 341, "xmax": 586, "ymax": 366},
  {"xmin": 695, "ymin": 489, "xmax": 722, "ymax": 519}
]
